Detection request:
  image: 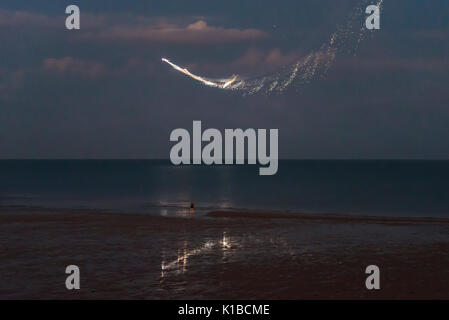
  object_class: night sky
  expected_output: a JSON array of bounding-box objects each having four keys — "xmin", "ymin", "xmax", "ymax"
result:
[{"xmin": 0, "ymin": 0, "xmax": 448, "ymax": 159}]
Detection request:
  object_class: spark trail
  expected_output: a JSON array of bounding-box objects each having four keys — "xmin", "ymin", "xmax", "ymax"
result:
[
  {"xmin": 161, "ymin": 58, "xmax": 238, "ymax": 89},
  {"xmin": 161, "ymin": 0, "xmax": 384, "ymax": 95}
]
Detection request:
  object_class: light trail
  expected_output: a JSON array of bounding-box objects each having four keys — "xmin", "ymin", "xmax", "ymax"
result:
[
  {"xmin": 161, "ymin": 0, "xmax": 384, "ymax": 95},
  {"xmin": 161, "ymin": 58, "xmax": 240, "ymax": 89}
]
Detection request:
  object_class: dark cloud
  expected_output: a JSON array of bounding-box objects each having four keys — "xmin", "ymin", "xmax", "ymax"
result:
[
  {"xmin": 79, "ymin": 19, "xmax": 268, "ymax": 45},
  {"xmin": 0, "ymin": 9, "xmax": 58, "ymax": 27},
  {"xmin": 42, "ymin": 57, "xmax": 107, "ymax": 78}
]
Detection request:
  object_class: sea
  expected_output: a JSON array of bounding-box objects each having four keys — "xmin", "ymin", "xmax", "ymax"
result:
[{"xmin": 1, "ymin": 160, "xmax": 448, "ymax": 218}]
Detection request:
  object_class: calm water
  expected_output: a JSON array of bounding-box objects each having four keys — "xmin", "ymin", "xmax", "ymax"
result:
[{"xmin": 1, "ymin": 160, "xmax": 449, "ymax": 218}]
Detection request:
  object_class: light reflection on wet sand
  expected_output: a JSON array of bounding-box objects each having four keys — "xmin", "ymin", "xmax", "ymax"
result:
[{"xmin": 160, "ymin": 232, "xmax": 235, "ymax": 280}]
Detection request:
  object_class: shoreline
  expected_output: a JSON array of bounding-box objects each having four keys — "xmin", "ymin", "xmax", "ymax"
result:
[
  {"xmin": 2, "ymin": 204, "xmax": 449, "ymax": 225},
  {"xmin": 207, "ymin": 210, "xmax": 449, "ymax": 224}
]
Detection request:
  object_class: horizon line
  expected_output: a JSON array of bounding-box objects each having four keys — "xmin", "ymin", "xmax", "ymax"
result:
[{"xmin": 1, "ymin": 158, "xmax": 449, "ymax": 161}]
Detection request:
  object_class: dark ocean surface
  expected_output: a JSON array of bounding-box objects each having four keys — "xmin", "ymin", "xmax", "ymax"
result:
[{"xmin": 1, "ymin": 160, "xmax": 448, "ymax": 218}]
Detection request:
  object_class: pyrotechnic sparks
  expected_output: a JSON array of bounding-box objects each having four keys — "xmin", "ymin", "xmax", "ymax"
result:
[
  {"xmin": 161, "ymin": 0, "xmax": 384, "ymax": 95},
  {"xmin": 161, "ymin": 58, "xmax": 240, "ymax": 89}
]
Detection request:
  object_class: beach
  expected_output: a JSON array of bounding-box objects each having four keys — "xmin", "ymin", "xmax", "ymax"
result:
[{"xmin": 1, "ymin": 206, "xmax": 449, "ymax": 299}]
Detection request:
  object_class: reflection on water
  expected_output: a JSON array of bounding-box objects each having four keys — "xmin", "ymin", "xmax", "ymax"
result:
[{"xmin": 160, "ymin": 232, "xmax": 236, "ymax": 280}]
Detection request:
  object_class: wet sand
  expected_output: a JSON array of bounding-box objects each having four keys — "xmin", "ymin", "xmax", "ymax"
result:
[
  {"xmin": 207, "ymin": 210, "xmax": 449, "ymax": 224},
  {"xmin": 1, "ymin": 206, "xmax": 449, "ymax": 299}
]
